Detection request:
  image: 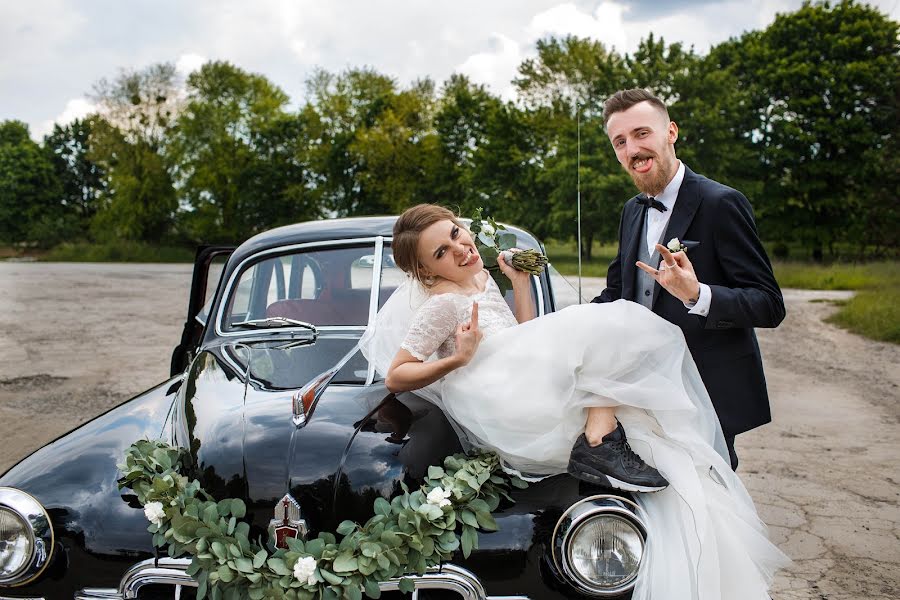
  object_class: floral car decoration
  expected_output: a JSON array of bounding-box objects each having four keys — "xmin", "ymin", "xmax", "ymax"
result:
[{"xmin": 119, "ymin": 439, "xmax": 526, "ymax": 600}]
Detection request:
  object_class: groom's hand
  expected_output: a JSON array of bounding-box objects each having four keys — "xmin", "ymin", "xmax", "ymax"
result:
[{"xmin": 636, "ymin": 245, "xmax": 701, "ymax": 305}]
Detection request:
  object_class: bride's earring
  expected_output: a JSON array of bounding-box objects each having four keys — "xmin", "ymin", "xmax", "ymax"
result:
[{"xmin": 420, "ymin": 268, "xmax": 436, "ymax": 287}]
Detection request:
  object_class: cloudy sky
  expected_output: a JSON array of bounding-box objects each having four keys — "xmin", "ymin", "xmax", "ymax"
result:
[{"xmin": 3, "ymin": 0, "xmax": 899, "ymax": 139}]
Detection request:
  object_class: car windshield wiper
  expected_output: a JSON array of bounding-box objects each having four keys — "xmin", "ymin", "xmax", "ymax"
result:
[{"xmin": 231, "ymin": 317, "xmax": 318, "ymax": 336}]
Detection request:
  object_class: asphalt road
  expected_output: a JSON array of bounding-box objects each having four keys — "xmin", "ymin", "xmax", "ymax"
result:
[{"xmin": 0, "ymin": 262, "xmax": 897, "ymax": 599}]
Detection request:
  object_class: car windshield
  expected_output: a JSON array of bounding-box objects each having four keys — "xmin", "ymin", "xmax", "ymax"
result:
[{"xmin": 223, "ymin": 244, "xmax": 407, "ymax": 331}]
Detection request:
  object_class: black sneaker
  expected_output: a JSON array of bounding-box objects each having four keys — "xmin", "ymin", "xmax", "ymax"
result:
[{"xmin": 567, "ymin": 423, "xmax": 669, "ymax": 492}]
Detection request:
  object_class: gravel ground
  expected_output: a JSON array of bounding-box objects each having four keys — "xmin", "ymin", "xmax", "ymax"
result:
[{"xmin": 1, "ymin": 262, "xmax": 898, "ymax": 598}]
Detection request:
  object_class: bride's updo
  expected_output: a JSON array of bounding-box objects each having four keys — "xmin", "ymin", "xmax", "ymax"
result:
[{"xmin": 393, "ymin": 204, "xmax": 465, "ymax": 284}]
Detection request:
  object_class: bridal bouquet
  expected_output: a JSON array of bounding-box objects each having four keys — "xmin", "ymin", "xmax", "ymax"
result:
[{"xmin": 469, "ymin": 208, "xmax": 548, "ymax": 294}]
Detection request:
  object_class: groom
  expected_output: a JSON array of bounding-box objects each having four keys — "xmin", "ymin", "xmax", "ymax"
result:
[{"xmin": 592, "ymin": 88, "xmax": 785, "ymax": 470}]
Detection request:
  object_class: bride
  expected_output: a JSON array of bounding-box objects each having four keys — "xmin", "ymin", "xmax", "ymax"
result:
[{"xmin": 361, "ymin": 204, "xmax": 788, "ymax": 599}]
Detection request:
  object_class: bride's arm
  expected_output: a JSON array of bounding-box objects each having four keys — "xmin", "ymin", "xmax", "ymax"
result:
[
  {"xmin": 497, "ymin": 255, "xmax": 536, "ymax": 323},
  {"xmin": 386, "ymin": 301, "xmax": 483, "ymax": 393},
  {"xmin": 385, "ymin": 350, "xmax": 465, "ymax": 393}
]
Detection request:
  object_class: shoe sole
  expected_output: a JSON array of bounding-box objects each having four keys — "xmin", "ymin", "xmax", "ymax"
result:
[{"xmin": 567, "ymin": 463, "xmax": 668, "ymax": 493}]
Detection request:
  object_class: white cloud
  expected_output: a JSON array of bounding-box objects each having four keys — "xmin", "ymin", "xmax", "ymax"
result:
[
  {"xmin": 456, "ymin": 33, "xmax": 524, "ymax": 100},
  {"xmin": 176, "ymin": 53, "xmax": 207, "ymax": 77},
  {"xmin": 34, "ymin": 97, "xmax": 96, "ymax": 139},
  {"xmin": 527, "ymin": 2, "xmax": 629, "ymax": 52}
]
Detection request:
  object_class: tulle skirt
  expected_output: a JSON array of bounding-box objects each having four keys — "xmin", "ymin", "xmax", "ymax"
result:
[{"xmin": 438, "ymin": 300, "xmax": 789, "ymax": 600}]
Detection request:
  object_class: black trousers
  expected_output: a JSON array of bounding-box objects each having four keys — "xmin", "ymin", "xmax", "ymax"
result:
[{"xmin": 725, "ymin": 435, "xmax": 739, "ymax": 471}]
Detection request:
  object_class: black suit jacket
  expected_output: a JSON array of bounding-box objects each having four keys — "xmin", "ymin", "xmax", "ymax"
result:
[{"xmin": 593, "ymin": 165, "xmax": 785, "ymax": 437}]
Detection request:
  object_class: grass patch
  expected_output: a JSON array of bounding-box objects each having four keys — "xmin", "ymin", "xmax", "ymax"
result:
[
  {"xmin": 771, "ymin": 261, "xmax": 898, "ymax": 290},
  {"xmin": 543, "ymin": 238, "xmax": 618, "ymax": 278},
  {"xmin": 41, "ymin": 241, "xmax": 195, "ymax": 263},
  {"xmin": 826, "ymin": 288, "xmax": 900, "ymax": 344}
]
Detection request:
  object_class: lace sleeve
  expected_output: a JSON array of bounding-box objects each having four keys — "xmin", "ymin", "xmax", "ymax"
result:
[{"xmin": 400, "ymin": 294, "xmax": 460, "ymax": 361}]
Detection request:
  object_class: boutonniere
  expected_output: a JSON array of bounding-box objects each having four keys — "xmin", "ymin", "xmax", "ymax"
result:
[{"xmin": 666, "ymin": 237, "xmax": 689, "ymax": 253}]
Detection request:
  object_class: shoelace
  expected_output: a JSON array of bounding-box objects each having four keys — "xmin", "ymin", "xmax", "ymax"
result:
[{"xmin": 610, "ymin": 439, "xmax": 645, "ymax": 470}]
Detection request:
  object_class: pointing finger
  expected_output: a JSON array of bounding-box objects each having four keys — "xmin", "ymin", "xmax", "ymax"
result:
[
  {"xmin": 635, "ymin": 260, "xmax": 659, "ymax": 278},
  {"xmin": 655, "ymin": 244, "xmax": 677, "ymax": 268},
  {"xmin": 471, "ymin": 301, "xmax": 479, "ymax": 328}
]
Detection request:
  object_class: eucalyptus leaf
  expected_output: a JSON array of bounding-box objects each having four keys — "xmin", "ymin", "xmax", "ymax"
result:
[
  {"xmin": 267, "ymin": 557, "xmax": 291, "ymax": 576},
  {"xmin": 211, "ymin": 541, "xmax": 227, "ymax": 561},
  {"xmin": 332, "ymin": 552, "xmax": 359, "ymax": 573},
  {"xmin": 474, "ymin": 510, "xmax": 498, "ymax": 531},
  {"xmin": 398, "ymin": 578, "xmax": 415, "ymax": 594},
  {"xmin": 306, "ymin": 538, "xmax": 325, "ymax": 558},
  {"xmin": 231, "ymin": 499, "xmax": 247, "ymax": 519},
  {"xmin": 319, "ymin": 568, "xmax": 344, "ymax": 586},
  {"xmin": 218, "ymin": 564, "xmax": 234, "ymax": 583},
  {"xmin": 336, "ymin": 520, "xmax": 357, "ymax": 536},
  {"xmin": 253, "ymin": 550, "xmax": 267, "ymax": 569},
  {"xmin": 364, "ymin": 578, "xmax": 382, "ymax": 599},
  {"xmin": 461, "ymin": 525, "xmax": 476, "ymax": 558},
  {"xmin": 373, "ymin": 497, "xmax": 391, "ymax": 517},
  {"xmin": 346, "ymin": 583, "xmax": 363, "ymax": 600}
]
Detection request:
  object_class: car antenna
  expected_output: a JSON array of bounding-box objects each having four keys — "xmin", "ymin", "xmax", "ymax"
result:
[{"xmin": 576, "ymin": 100, "xmax": 583, "ymax": 303}]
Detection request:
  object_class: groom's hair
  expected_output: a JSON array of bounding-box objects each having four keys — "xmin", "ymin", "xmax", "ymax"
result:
[
  {"xmin": 393, "ymin": 204, "xmax": 465, "ymax": 284},
  {"xmin": 603, "ymin": 89, "xmax": 669, "ymax": 128}
]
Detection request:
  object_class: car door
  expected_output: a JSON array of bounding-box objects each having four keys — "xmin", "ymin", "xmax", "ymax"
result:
[{"xmin": 170, "ymin": 245, "xmax": 235, "ymax": 376}]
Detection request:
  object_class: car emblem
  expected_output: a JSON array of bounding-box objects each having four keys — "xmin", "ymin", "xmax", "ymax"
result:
[{"xmin": 269, "ymin": 493, "xmax": 308, "ymax": 549}]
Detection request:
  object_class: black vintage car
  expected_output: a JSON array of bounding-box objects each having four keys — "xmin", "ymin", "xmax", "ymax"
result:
[{"xmin": 0, "ymin": 217, "xmax": 647, "ymax": 600}]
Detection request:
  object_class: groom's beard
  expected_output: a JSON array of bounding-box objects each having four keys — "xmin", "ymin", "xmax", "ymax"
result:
[{"xmin": 627, "ymin": 153, "xmax": 675, "ymax": 197}]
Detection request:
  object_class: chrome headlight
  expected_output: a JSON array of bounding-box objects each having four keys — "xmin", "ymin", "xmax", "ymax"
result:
[
  {"xmin": 0, "ymin": 488, "xmax": 54, "ymax": 586},
  {"xmin": 552, "ymin": 495, "xmax": 647, "ymax": 596}
]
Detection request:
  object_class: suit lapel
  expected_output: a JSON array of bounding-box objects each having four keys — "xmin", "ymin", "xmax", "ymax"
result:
[
  {"xmin": 621, "ymin": 199, "xmax": 645, "ymax": 301},
  {"xmin": 652, "ymin": 167, "xmax": 702, "ymax": 309}
]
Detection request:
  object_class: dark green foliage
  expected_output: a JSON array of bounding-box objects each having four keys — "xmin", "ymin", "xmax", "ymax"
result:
[{"xmin": 0, "ymin": 120, "xmax": 65, "ymax": 246}]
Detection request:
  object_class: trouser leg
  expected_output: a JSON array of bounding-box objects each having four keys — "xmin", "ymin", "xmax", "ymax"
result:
[{"xmin": 725, "ymin": 435, "xmax": 739, "ymax": 471}]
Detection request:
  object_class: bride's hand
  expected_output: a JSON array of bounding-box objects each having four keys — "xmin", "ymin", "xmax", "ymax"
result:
[
  {"xmin": 453, "ymin": 301, "xmax": 483, "ymax": 366},
  {"xmin": 497, "ymin": 249, "xmax": 531, "ymax": 287}
]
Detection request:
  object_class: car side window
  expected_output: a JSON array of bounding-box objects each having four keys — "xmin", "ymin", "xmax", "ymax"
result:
[{"xmin": 224, "ymin": 245, "xmax": 379, "ymax": 330}]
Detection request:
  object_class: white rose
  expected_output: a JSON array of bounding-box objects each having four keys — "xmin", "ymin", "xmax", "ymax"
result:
[
  {"xmin": 425, "ymin": 486, "xmax": 452, "ymax": 508},
  {"xmin": 293, "ymin": 555, "xmax": 318, "ymax": 585},
  {"xmin": 143, "ymin": 501, "xmax": 166, "ymax": 526},
  {"xmin": 666, "ymin": 238, "xmax": 681, "ymax": 252}
]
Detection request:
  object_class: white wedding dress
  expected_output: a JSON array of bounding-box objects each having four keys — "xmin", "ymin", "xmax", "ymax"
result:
[{"xmin": 361, "ymin": 275, "xmax": 789, "ymax": 600}]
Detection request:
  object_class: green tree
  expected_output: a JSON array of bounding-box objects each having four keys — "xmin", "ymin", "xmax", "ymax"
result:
[
  {"xmin": 0, "ymin": 120, "xmax": 64, "ymax": 245},
  {"xmin": 304, "ymin": 68, "xmax": 399, "ymax": 216},
  {"xmin": 514, "ymin": 36, "xmax": 632, "ymax": 253},
  {"xmin": 347, "ymin": 78, "xmax": 440, "ymax": 214},
  {"xmin": 717, "ymin": 0, "xmax": 899, "ymax": 258},
  {"xmin": 169, "ymin": 61, "xmax": 309, "ymax": 243},
  {"xmin": 43, "ymin": 116, "xmax": 106, "ymax": 236},
  {"xmin": 88, "ymin": 63, "xmax": 181, "ymax": 241}
]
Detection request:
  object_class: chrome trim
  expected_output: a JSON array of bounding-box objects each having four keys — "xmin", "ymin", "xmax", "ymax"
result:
[
  {"xmin": 215, "ymin": 238, "xmax": 381, "ymax": 339},
  {"xmin": 551, "ymin": 494, "xmax": 647, "ymax": 597},
  {"xmin": 0, "ymin": 488, "xmax": 54, "ymax": 587},
  {"xmin": 292, "ymin": 341, "xmax": 363, "ymax": 428},
  {"xmin": 0, "ymin": 596, "xmax": 46, "ymax": 600},
  {"xmin": 76, "ymin": 559, "xmax": 530, "ymax": 600},
  {"xmin": 365, "ymin": 236, "xmax": 385, "ymax": 385},
  {"xmin": 76, "ymin": 558, "xmax": 194, "ymax": 599}
]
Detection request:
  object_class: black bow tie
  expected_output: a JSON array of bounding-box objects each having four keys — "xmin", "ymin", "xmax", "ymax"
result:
[{"xmin": 637, "ymin": 195, "xmax": 668, "ymax": 213}]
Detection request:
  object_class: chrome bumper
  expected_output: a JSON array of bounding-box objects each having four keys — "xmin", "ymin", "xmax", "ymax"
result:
[{"xmin": 74, "ymin": 558, "xmax": 529, "ymax": 600}]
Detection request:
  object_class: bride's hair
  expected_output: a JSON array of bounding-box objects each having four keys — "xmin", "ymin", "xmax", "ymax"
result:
[{"xmin": 393, "ymin": 204, "xmax": 465, "ymax": 285}]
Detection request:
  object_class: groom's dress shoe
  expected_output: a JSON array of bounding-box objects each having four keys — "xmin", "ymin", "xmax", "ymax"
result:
[{"xmin": 567, "ymin": 423, "xmax": 669, "ymax": 492}]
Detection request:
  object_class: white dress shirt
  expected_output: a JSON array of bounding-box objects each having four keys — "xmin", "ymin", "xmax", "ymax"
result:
[{"xmin": 645, "ymin": 161, "xmax": 711, "ymax": 316}]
